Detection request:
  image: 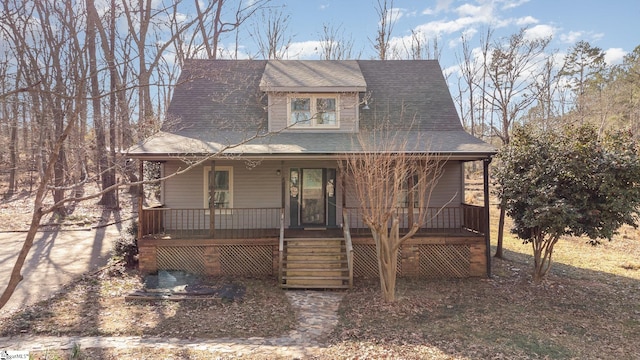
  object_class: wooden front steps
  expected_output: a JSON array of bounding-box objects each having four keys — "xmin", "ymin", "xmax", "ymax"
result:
[{"xmin": 280, "ymin": 237, "xmax": 351, "ymax": 289}]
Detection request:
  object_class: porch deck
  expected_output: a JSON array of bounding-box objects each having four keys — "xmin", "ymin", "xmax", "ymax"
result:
[{"xmin": 137, "ymin": 204, "xmax": 489, "ymax": 281}]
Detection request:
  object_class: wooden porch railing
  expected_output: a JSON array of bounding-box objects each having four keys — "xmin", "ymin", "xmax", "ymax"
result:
[
  {"xmin": 139, "ymin": 204, "xmax": 164, "ymax": 236},
  {"xmin": 139, "ymin": 207, "xmax": 282, "ymax": 239},
  {"xmin": 342, "ymin": 212, "xmax": 354, "ymax": 288},
  {"xmin": 342, "ymin": 205, "xmax": 486, "ymax": 236},
  {"xmin": 461, "ymin": 203, "xmax": 486, "ymax": 235}
]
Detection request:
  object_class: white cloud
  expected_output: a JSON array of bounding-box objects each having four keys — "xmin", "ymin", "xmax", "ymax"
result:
[
  {"xmin": 462, "ymin": 27, "xmax": 479, "ymax": 40},
  {"xmin": 501, "ymin": 0, "xmax": 531, "ymax": 10},
  {"xmin": 390, "ymin": 7, "xmax": 405, "ymax": 22},
  {"xmin": 455, "ymin": 3, "xmax": 494, "ymax": 20},
  {"xmin": 516, "ymin": 16, "xmax": 538, "ymax": 26},
  {"xmin": 560, "ymin": 31, "xmax": 583, "ymax": 44},
  {"xmin": 436, "ymin": 0, "xmax": 454, "ymax": 12},
  {"xmin": 604, "ymin": 48, "xmax": 627, "ymax": 65},
  {"xmin": 523, "ymin": 24, "xmax": 555, "ymax": 40},
  {"xmin": 284, "ymin": 41, "xmax": 322, "ymax": 60},
  {"xmin": 423, "ymin": 0, "xmax": 453, "ymax": 15}
]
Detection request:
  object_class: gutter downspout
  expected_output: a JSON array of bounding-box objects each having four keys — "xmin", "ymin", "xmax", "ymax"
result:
[{"xmin": 483, "ymin": 156, "xmax": 493, "ymax": 278}]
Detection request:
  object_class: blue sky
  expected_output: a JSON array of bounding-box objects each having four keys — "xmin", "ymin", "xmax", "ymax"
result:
[{"xmin": 239, "ymin": 0, "xmax": 639, "ymax": 70}]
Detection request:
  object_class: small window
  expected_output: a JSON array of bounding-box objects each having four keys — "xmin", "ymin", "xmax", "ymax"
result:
[
  {"xmin": 203, "ymin": 166, "xmax": 233, "ymax": 209},
  {"xmin": 289, "ymin": 95, "xmax": 339, "ymax": 128},
  {"xmin": 291, "ymin": 98, "xmax": 311, "ymax": 126},
  {"xmin": 316, "ymin": 98, "xmax": 336, "ymax": 125}
]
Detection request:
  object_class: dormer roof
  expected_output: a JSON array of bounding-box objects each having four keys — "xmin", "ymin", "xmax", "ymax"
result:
[{"xmin": 259, "ymin": 60, "xmax": 367, "ymax": 92}]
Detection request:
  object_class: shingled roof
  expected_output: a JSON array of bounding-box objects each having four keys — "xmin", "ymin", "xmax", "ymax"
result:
[
  {"xmin": 260, "ymin": 60, "xmax": 366, "ymax": 92},
  {"xmin": 129, "ymin": 59, "xmax": 495, "ymax": 159}
]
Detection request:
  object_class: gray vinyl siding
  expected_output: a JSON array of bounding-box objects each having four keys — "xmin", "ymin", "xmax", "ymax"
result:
[
  {"xmin": 232, "ymin": 161, "xmax": 282, "ymax": 208},
  {"xmin": 162, "ymin": 159, "xmax": 463, "ymax": 230},
  {"xmin": 429, "ymin": 161, "xmax": 462, "ymax": 207},
  {"xmin": 343, "ymin": 161, "xmax": 464, "ymax": 229},
  {"xmin": 164, "ymin": 160, "xmax": 282, "ymax": 209},
  {"xmin": 268, "ymin": 93, "xmax": 358, "ymax": 132},
  {"xmin": 164, "ymin": 161, "xmax": 204, "ymax": 209},
  {"xmin": 162, "ymin": 160, "xmax": 283, "ymax": 230}
]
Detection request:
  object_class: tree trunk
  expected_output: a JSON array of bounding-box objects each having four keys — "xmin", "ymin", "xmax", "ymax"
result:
[
  {"xmin": 0, "ymin": 105, "xmax": 75, "ymax": 310},
  {"xmin": 374, "ymin": 218, "xmax": 400, "ymax": 303},
  {"xmin": 0, "ymin": 206, "xmax": 44, "ymax": 309},
  {"xmin": 6, "ymin": 106, "xmax": 18, "ymax": 198}
]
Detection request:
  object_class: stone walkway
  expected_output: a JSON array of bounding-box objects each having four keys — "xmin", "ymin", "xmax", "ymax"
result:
[{"xmin": 0, "ymin": 290, "xmax": 344, "ymax": 358}]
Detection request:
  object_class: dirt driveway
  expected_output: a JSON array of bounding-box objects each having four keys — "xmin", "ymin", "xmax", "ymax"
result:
[{"xmin": 0, "ymin": 224, "xmax": 121, "ymax": 316}]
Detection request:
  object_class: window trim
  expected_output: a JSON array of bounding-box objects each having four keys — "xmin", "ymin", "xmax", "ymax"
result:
[
  {"xmin": 203, "ymin": 166, "xmax": 234, "ymax": 211},
  {"xmin": 287, "ymin": 94, "xmax": 340, "ymax": 129}
]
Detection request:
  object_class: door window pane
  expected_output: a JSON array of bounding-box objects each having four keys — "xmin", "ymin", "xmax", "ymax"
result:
[{"xmin": 301, "ymin": 169, "xmax": 324, "ymax": 224}]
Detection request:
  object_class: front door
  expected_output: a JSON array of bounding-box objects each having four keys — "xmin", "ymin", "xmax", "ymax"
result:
[
  {"xmin": 289, "ymin": 168, "xmax": 337, "ymax": 228},
  {"xmin": 301, "ymin": 168, "xmax": 325, "ymax": 225}
]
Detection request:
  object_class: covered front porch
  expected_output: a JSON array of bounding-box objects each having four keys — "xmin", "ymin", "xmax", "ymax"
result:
[{"xmin": 135, "ymin": 157, "xmax": 492, "ymax": 287}]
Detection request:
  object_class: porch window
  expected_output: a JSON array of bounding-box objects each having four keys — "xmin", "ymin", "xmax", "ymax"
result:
[
  {"xmin": 203, "ymin": 166, "xmax": 233, "ymax": 209},
  {"xmin": 289, "ymin": 95, "xmax": 339, "ymax": 128}
]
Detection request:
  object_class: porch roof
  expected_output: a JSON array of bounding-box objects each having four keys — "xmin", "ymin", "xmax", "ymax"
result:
[{"xmin": 127, "ymin": 129, "xmax": 496, "ymax": 160}]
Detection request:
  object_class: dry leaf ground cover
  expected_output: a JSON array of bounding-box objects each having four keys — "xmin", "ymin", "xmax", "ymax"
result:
[
  {"xmin": 2, "ymin": 234, "xmax": 638, "ymax": 360},
  {"xmin": 326, "ymin": 240, "xmax": 640, "ymax": 359},
  {"xmin": 0, "ymin": 272, "xmax": 295, "ymax": 339}
]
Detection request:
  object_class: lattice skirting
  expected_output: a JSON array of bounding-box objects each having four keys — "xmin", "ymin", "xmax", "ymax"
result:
[
  {"xmin": 220, "ymin": 245, "xmax": 273, "ymax": 276},
  {"xmin": 353, "ymin": 244, "xmax": 402, "ymax": 278},
  {"xmin": 155, "ymin": 245, "xmax": 274, "ymax": 276},
  {"xmin": 156, "ymin": 246, "xmax": 207, "ymax": 274},
  {"xmin": 419, "ymin": 244, "xmax": 470, "ymax": 277}
]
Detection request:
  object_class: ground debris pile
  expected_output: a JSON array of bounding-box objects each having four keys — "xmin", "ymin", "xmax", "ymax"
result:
[{"xmin": 126, "ymin": 270, "xmax": 246, "ymax": 301}]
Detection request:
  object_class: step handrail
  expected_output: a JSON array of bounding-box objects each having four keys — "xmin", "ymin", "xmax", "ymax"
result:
[
  {"xmin": 342, "ymin": 212, "xmax": 354, "ymax": 288},
  {"xmin": 278, "ymin": 208, "xmax": 285, "ymax": 285}
]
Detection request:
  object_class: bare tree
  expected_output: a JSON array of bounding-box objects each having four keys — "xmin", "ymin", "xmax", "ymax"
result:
[
  {"xmin": 179, "ymin": 0, "xmax": 268, "ymax": 60},
  {"xmin": 0, "ymin": 0, "xmax": 268, "ymax": 309},
  {"xmin": 250, "ymin": 7, "xmax": 292, "ymax": 59},
  {"xmin": 318, "ymin": 23, "xmax": 356, "ymax": 60},
  {"xmin": 341, "ymin": 126, "xmax": 445, "ymax": 302},
  {"xmin": 456, "ymin": 33, "xmax": 480, "ymax": 138},
  {"xmin": 404, "ymin": 29, "xmax": 441, "ymax": 60},
  {"xmin": 372, "ymin": 0, "xmax": 397, "ymax": 60}
]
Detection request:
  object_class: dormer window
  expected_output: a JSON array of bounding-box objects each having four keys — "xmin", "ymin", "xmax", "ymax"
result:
[{"xmin": 289, "ymin": 95, "xmax": 339, "ymax": 128}]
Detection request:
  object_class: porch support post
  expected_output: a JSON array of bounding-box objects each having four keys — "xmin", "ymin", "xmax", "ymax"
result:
[
  {"xmin": 209, "ymin": 160, "xmax": 215, "ymax": 238},
  {"xmin": 137, "ymin": 160, "xmax": 144, "ymax": 241},
  {"xmin": 483, "ymin": 157, "xmax": 492, "ymax": 277},
  {"xmin": 407, "ymin": 173, "xmax": 414, "ymax": 229},
  {"xmin": 280, "ymin": 161, "xmax": 285, "ymax": 209},
  {"xmin": 341, "ymin": 162, "xmax": 346, "ymax": 208}
]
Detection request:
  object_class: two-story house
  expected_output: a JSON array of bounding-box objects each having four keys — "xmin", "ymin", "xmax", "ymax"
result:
[{"xmin": 129, "ymin": 59, "xmax": 496, "ymax": 288}]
